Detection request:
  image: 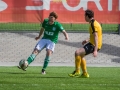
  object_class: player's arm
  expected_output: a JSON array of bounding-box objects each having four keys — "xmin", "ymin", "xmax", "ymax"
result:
[
  {"xmin": 35, "ymin": 19, "xmax": 46, "ymax": 40},
  {"xmin": 93, "ymin": 32, "xmax": 98, "ymax": 57},
  {"xmin": 58, "ymin": 23, "xmax": 69, "ymax": 40},
  {"xmin": 35, "ymin": 27, "xmax": 44, "ymax": 40},
  {"xmin": 93, "ymin": 32, "xmax": 98, "ymax": 51},
  {"xmin": 62, "ymin": 30, "xmax": 69, "ymax": 40},
  {"xmin": 82, "ymin": 38, "xmax": 90, "ymax": 45}
]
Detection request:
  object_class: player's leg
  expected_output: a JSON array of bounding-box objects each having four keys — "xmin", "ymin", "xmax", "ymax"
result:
[
  {"xmin": 69, "ymin": 55, "xmax": 81, "ymax": 77},
  {"xmin": 27, "ymin": 39, "xmax": 47, "ymax": 65},
  {"xmin": 18, "ymin": 39, "xmax": 47, "ymax": 71},
  {"xmin": 27, "ymin": 49, "xmax": 39, "ymax": 65},
  {"xmin": 41, "ymin": 40, "xmax": 55, "ymax": 74},
  {"xmin": 69, "ymin": 48, "xmax": 85, "ymax": 77},
  {"xmin": 41, "ymin": 49, "xmax": 52, "ymax": 74},
  {"xmin": 80, "ymin": 43, "xmax": 94, "ymax": 78},
  {"xmin": 18, "ymin": 49, "xmax": 39, "ymax": 70},
  {"xmin": 80, "ymin": 58, "xmax": 89, "ymax": 78},
  {"xmin": 81, "ymin": 58, "xmax": 87, "ymax": 73}
]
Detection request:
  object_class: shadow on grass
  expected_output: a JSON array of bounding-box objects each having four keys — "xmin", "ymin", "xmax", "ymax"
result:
[
  {"xmin": 0, "ymin": 72, "xmax": 26, "ymax": 74},
  {"xmin": 21, "ymin": 76, "xmax": 69, "ymax": 78}
]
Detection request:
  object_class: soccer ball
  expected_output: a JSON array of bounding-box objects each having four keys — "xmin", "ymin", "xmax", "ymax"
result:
[{"xmin": 19, "ymin": 59, "xmax": 28, "ymax": 70}]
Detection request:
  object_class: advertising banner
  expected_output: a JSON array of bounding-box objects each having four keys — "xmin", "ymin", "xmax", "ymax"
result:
[{"xmin": 0, "ymin": 0, "xmax": 120, "ymax": 23}]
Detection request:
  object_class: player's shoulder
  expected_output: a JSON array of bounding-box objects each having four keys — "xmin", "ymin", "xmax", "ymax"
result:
[
  {"xmin": 94, "ymin": 20, "xmax": 99, "ymax": 24},
  {"xmin": 54, "ymin": 21, "xmax": 64, "ymax": 30},
  {"xmin": 54, "ymin": 21, "xmax": 62, "ymax": 26},
  {"xmin": 43, "ymin": 18, "xmax": 49, "ymax": 22},
  {"xmin": 94, "ymin": 20, "xmax": 101, "ymax": 27},
  {"xmin": 91, "ymin": 19, "xmax": 100, "ymax": 26}
]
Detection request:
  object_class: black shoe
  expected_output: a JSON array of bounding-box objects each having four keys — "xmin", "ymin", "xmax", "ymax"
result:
[
  {"xmin": 41, "ymin": 69, "xmax": 46, "ymax": 74},
  {"xmin": 17, "ymin": 66, "xmax": 26, "ymax": 71}
]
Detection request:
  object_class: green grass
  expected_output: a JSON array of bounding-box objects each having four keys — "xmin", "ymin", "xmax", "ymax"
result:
[
  {"xmin": 0, "ymin": 66, "xmax": 120, "ymax": 90},
  {"xmin": 0, "ymin": 23, "xmax": 41, "ymax": 31},
  {"xmin": 0, "ymin": 23, "xmax": 118, "ymax": 32}
]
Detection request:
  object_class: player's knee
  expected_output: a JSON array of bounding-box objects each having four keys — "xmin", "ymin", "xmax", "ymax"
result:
[
  {"xmin": 75, "ymin": 49, "xmax": 84, "ymax": 56},
  {"xmin": 46, "ymin": 50, "xmax": 52, "ymax": 56},
  {"xmin": 32, "ymin": 49, "xmax": 39, "ymax": 55},
  {"xmin": 75, "ymin": 50, "xmax": 80, "ymax": 56}
]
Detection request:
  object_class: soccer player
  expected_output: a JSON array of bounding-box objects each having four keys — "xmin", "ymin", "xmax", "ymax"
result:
[
  {"xmin": 69, "ymin": 9, "xmax": 102, "ymax": 78},
  {"xmin": 18, "ymin": 11, "xmax": 69, "ymax": 74}
]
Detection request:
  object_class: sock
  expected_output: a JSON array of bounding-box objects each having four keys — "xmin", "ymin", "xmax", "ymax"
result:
[
  {"xmin": 42, "ymin": 56, "xmax": 50, "ymax": 70},
  {"xmin": 81, "ymin": 58, "xmax": 87, "ymax": 74},
  {"xmin": 75, "ymin": 56, "xmax": 81, "ymax": 73},
  {"xmin": 27, "ymin": 54, "xmax": 36, "ymax": 64}
]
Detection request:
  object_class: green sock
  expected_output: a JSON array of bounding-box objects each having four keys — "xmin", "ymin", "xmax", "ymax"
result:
[
  {"xmin": 27, "ymin": 54, "xmax": 36, "ymax": 64},
  {"xmin": 42, "ymin": 56, "xmax": 50, "ymax": 70}
]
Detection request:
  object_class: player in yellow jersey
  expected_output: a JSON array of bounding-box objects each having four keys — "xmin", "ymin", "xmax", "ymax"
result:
[{"xmin": 69, "ymin": 9, "xmax": 102, "ymax": 78}]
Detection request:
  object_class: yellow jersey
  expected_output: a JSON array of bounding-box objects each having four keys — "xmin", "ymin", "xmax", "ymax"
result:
[{"xmin": 89, "ymin": 19, "xmax": 102, "ymax": 49}]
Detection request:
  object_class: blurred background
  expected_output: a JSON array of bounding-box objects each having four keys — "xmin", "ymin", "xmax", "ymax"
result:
[{"xmin": 0, "ymin": 0, "xmax": 120, "ymax": 66}]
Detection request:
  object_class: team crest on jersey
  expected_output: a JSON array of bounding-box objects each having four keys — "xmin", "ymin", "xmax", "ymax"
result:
[{"xmin": 52, "ymin": 27, "xmax": 56, "ymax": 31}]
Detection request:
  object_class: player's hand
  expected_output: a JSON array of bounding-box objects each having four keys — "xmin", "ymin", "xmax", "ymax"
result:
[
  {"xmin": 65, "ymin": 37, "xmax": 69, "ymax": 40},
  {"xmin": 93, "ymin": 50, "xmax": 97, "ymax": 57},
  {"xmin": 35, "ymin": 36, "xmax": 40, "ymax": 40},
  {"xmin": 82, "ymin": 40, "xmax": 88, "ymax": 45}
]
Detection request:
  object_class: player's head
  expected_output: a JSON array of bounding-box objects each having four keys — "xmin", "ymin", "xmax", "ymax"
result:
[
  {"xmin": 84, "ymin": 9, "xmax": 94, "ymax": 22},
  {"xmin": 49, "ymin": 11, "xmax": 58, "ymax": 22}
]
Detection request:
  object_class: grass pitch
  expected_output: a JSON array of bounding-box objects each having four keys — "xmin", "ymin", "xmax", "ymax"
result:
[
  {"xmin": 0, "ymin": 66, "xmax": 120, "ymax": 90},
  {"xmin": 0, "ymin": 23, "xmax": 118, "ymax": 32}
]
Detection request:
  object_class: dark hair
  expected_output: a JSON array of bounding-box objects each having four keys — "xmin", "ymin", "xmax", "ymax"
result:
[
  {"xmin": 85, "ymin": 9, "xmax": 94, "ymax": 18},
  {"xmin": 49, "ymin": 11, "xmax": 58, "ymax": 19}
]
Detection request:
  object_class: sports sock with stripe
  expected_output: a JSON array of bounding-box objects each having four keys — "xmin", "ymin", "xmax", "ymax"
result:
[
  {"xmin": 42, "ymin": 56, "xmax": 50, "ymax": 70},
  {"xmin": 27, "ymin": 54, "xmax": 36, "ymax": 64}
]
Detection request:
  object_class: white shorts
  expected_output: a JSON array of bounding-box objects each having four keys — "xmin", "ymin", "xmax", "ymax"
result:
[{"xmin": 35, "ymin": 39, "xmax": 55, "ymax": 52}]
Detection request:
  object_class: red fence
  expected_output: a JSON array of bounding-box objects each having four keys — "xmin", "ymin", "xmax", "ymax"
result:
[{"xmin": 0, "ymin": 0, "xmax": 120, "ymax": 23}]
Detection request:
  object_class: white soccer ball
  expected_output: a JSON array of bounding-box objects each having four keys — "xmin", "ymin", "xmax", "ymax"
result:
[{"xmin": 19, "ymin": 59, "xmax": 28, "ymax": 70}]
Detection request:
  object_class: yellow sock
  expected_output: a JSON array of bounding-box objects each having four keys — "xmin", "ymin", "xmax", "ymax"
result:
[
  {"xmin": 75, "ymin": 56, "xmax": 81, "ymax": 73},
  {"xmin": 81, "ymin": 58, "xmax": 87, "ymax": 74}
]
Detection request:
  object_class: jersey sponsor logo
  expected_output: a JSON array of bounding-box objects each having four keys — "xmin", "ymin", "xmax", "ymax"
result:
[
  {"xmin": 45, "ymin": 31, "xmax": 54, "ymax": 36},
  {"xmin": 25, "ymin": 0, "xmax": 120, "ymax": 11}
]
